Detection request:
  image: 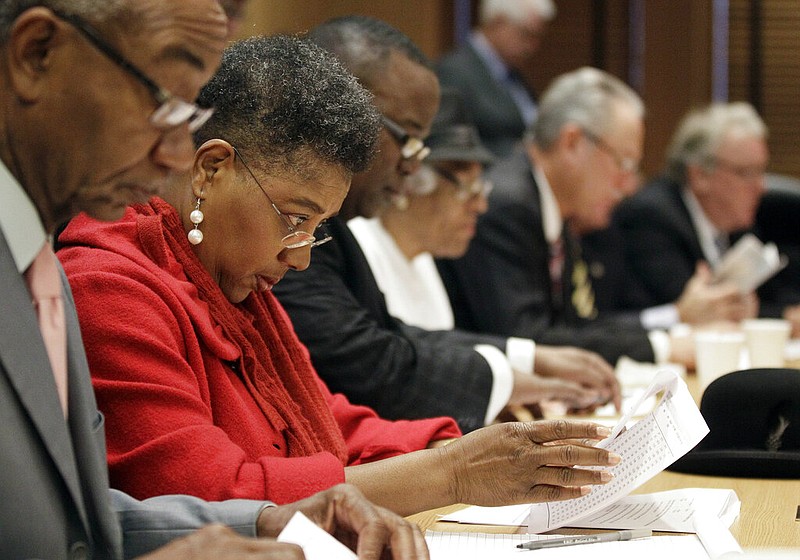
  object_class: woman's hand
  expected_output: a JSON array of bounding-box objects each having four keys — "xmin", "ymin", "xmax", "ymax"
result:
[{"xmin": 439, "ymin": 420, "xmax": 618, "ymax": 507}]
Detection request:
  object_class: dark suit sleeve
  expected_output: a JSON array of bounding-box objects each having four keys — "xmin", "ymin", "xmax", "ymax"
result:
[
  {"xmin": 273, "ymin": 220, "xmax": 494, "ymax": 433},
  {"xmin": 615, "ymin": 184, "xmax": 701, "ymax": 306}
]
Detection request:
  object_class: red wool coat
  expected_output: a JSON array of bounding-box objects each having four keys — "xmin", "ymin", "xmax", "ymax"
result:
[{"xmin": 58, "ymin": 202, "xmax": 460, "ymax": 505}]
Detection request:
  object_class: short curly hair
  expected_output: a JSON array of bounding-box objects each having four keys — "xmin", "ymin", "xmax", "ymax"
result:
[
  {"xmin": 306, "ymin": 15, "xmax": 431, "ymax": 91},
  {"xmin": 194, "ymin": 34, "xmax": 380, "ymax": 178}
]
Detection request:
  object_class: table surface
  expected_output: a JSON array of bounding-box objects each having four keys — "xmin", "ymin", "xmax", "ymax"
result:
[{"xmin": 408, "ymin": 368, "xmax": 800, "ymax": 550}]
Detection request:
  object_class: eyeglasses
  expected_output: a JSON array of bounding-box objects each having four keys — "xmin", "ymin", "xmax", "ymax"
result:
[
  {"xmin": 432, "ymin": 166, "xmax": 494, "ymax": 201},
  {"xmin": 232, "ymin": 147, "xmax": 332, "ymax": 250},
  {"xmin": 382, "ymin": 115, "xmax": 431, "ymax": 161},
  {"xmin": 52, "ymin": 10, "xmax": 214, "ymax": 133},
  {"xmin": 582, "ymin": 129, "xmax": 640, "ymax": 176},
  {"xmin": 711, "ymin": 157, "xmax": 767, "ymax": 182}
]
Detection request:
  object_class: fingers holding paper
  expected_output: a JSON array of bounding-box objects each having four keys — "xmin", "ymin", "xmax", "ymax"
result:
[
  {"xmin": 256, "ymin": 484, "xmax": 428, "ymax": 560},
  {"xmin": 444, "ymin": 420, "xmax": 619, "ymax": 507}
]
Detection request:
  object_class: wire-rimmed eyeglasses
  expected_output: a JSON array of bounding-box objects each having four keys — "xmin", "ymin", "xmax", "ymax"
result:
[
  {"xmin": 382, "ymin": 115, "xmax": 431, "ymax": 161},
  {"xmin": 432, "ymin": 166, "xmax": 493, "ymax": 201},
  {"xmin": 52, "ymin": 10, "xmax": 214, "ymax": 133},
  {"xmin": 232, "ymin": 147, "xmax": 332, "ymax": 250},
  {"xmin": 711, "ymin": 156, "xmax": 767, "ymax": 182},
  {"xmin": 582, "ymin": 129, "xmax": 640, "ymax": 176}
]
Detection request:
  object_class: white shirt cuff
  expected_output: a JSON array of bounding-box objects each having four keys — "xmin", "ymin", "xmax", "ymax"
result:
[
  {"xmin": 506, "ymin": 337, "xmax": 536, "ymax": 375},
  {"xmin": 647, "ymin": 329, "xmax": 672, "ymax": 364},
  {"xmin": 640, "ymin": 303, "xmax": 680, "ymax": 330},
  {"xmin": 473, "ymin": 344, "xmax": 514, "ymax": 425}
]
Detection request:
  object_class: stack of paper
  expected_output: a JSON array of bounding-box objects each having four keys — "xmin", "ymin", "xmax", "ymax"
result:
[
  {"xmin": 425, "ymin": 531, "xmax": 709, "ymax": 559},
  {"xmin": 439, "ymin": 488, "xmax": 739, "ymax": 531}
]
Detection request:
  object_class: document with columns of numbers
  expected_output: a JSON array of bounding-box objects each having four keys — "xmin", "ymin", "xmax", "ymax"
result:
[{"xmin": 527, "ymin": 370, "xmax": 709, "ymax": 533}]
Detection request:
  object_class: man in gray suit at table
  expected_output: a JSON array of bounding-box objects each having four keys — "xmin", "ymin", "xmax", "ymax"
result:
[
  {"xmin": 437, "ymin": 0, "xmax": 555, "ymax": 159},
  {"xmin": 0, "ymin": 1, "xmax": 427, "ymax": 559}
]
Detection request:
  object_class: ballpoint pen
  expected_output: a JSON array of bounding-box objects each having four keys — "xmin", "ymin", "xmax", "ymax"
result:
[{"xmin": 516, "ymin": 529, "xmax": 653, "ymax": 550}]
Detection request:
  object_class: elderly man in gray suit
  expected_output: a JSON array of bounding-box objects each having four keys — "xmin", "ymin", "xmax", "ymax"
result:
[{"xmin": 0, "ymin": 1, "xmax": 427, "ymax": 559}]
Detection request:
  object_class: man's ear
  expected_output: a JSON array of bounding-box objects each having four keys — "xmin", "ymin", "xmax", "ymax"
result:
[
  {"xmin": 559, "ymin": 122, "xmax": 588, "ymax": 164},
  {"xmin": 6, "ymin": 8, "xmax": 65, "ymax": 103},
  {"xmin": 687, "ymin": 163, "xmax": 711, "ymax": 195},
  {"xmin": 191, "ymin": 139, "xmax": 236, "ymax": 199}
]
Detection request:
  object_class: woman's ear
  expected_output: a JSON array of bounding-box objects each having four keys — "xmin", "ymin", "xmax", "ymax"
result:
[{"xmin": 191, "ymin": 139, "xmax": 236, "ymax": 199}]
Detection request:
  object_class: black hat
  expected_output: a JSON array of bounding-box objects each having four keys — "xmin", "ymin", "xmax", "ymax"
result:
[
  {"xmin": 426, "ymin": 88, "xmax": 495, "ymax": 165},
  {"xmin": 668, "ymin": 368, "xmax": 800, "ymax": 478}
]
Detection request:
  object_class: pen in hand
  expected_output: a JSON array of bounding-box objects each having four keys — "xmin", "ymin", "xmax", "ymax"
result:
[{"xmin": 516, "ymin": 529, "xmax": 653, "ymax": 550}]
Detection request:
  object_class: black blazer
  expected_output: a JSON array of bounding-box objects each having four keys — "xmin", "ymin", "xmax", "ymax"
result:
[
  {"xmin": 613, "ymin": 176, "xmax": 796, "ymax": 316},
  {"xmin": 437, "ymin": 151, "xmax": 654, "ymax": 365},
  {"xmin": 273, "ymin": 217, "xmax": 511, "ymax": 433},
  {"xmin": 437, "ymin": 41, "xmax": 529, "ymax": 159},
  {"xmin": 613, "ymin": 177, "xmax": 707, "ymax": 308}
]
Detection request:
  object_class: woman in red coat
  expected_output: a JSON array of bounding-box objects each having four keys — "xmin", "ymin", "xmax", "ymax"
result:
[{"xmin": 58, "ymin": 34, "xmax": 617, "ymax": 516}]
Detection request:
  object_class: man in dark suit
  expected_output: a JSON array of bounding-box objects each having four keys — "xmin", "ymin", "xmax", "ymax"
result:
[
  {"xmin": 613, "ymin": 102, "xmax": 780, "ymax": 322},
  {"xmin": 438, "ymin": 67, "xmax": 694, "ymax": 367},
  {"xmin": 0, "ymin": 2, "xmax": 426, "ymax": 558},
  {"xmin": 437, "ymin": 0, "xmax": 555, "ymax": 159},
  {"xmin": 274, "ymin": 16, "xmax": 620, "ymax": 435}
]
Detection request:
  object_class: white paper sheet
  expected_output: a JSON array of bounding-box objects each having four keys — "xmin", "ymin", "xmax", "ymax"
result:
[
  {"xmin": 425, "ymin": 531, "xmax": 710, "ymax": 560},
  {"xmin": 693, "ymin": 512, "xmax": 743, "ymax": 558},
  {"xmin": 713, "ymin": 233, "xmax": 787, "ymax": 293},
  {"xmin": 277, "ymin": 511, "xmax": 357, "ymax": 560},
  {"xmin": 570, "ymin": 488, "xmax": 740, "ymax": 531},
  {"xmin": 528, "ymin": 370, "xmax": 710, "ymax": 533},
  {"xmin": 439, "ymin": 488, "xmax": 740, "ymax": 532}
]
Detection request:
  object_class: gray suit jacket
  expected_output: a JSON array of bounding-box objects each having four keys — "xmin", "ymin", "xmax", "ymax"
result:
[
  {"xmin": 437, "ymin": 41, "xmax": 529, "ymax": 159},
  {"xmin": 0, "ymin": 229, "xmax": 264, "ymax": 559}
]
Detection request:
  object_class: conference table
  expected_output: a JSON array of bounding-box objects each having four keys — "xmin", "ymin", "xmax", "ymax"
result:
[{"xmin": 408, "ymin": 367, "xmax": 800, "ymax": 550}]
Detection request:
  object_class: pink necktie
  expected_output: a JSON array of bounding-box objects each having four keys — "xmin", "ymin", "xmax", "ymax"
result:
[{"xmin": 24, "ymin": 242, "xmax": 68, "ymax": 417}]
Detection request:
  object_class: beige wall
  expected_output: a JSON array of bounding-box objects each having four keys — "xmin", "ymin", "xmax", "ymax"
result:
[
  {"xmin": 229, "ymin": 1, "xmax": 799, "ymax": 179},
  {"xmin": 233, "ymin": 1, "xmax": 454, "ymax": 60}
]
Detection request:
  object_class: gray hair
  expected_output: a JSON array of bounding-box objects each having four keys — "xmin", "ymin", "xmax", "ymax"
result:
[
  {"xmin": 665, "ymin": 102, "xmax": 767, "ymax": 182},
  {"xmin": 528, "ymin": 66, "xmax": 644, "ymax": 150},
  {"xmin": 480, "ymin": 0, "xmax": 556, "ymax": 26},
  {"xmin": 306, "ymin": 15, "xmax": 431, "ymax": 91},
  {"xmin": 195, "ymin": 34, "xmax": 380, "ymax": 178},
  {"xmin": 0, "ymin": 1, "xmax": 126, "ymax": 39}
]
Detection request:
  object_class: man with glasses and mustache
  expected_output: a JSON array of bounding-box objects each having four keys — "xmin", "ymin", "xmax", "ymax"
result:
[
  {"xmin": 274, "ymin": 17, "xmax": 621, "ymax": 435},
  {"xmin": 438, "ymin": 67, "xmax": 696, "ymax": 368},
  {"xmin": 0, "ymin": 2, "xmax": 429, "ymax": 559}
]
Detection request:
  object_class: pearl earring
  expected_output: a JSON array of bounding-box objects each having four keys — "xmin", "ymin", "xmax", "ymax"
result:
[{"xmin": 188, "ymin": 197, "xmax": 204, "ymax": 245}]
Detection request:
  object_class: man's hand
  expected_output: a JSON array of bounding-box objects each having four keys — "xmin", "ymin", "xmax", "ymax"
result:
[
  {"xmin": 783, "ymin": 304, "xmax": 800, "ymax": 338},
  {"xmin": 257, "ymin": 484, "xmax": 428, "ymax": 560},
  {"xmin": 534, "ymin": 345, "xmax": 620, "ymax": 411},
  {"xmin": 510, "ymin": 370, "xmax": 601, "ymax": 411},
  {"xmin": 676, "ymin": 262, "xmax": 759, "ymax": 324},
  {"xmin": 138, "ymin": 524, "xmax": 305, "ymax": 559}
]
